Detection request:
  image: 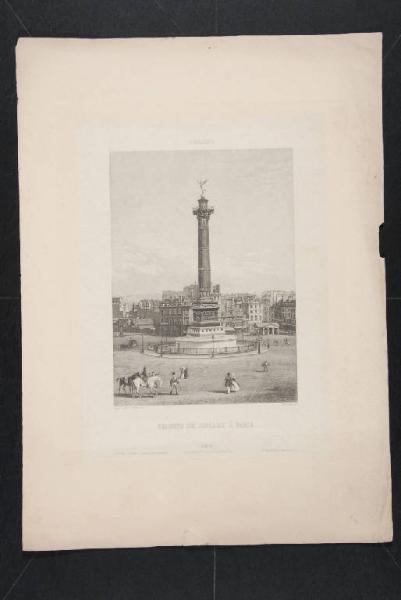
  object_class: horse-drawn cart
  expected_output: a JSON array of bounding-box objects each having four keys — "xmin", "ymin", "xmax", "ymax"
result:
[{"xmin": 116, "ymin": 338, "xmax": 137, "ymax": 351}]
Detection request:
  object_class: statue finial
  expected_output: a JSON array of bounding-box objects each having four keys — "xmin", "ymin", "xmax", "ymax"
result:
[{"xmin": 198, "ymin": 179, "xmax": 208, "ymax": 197}]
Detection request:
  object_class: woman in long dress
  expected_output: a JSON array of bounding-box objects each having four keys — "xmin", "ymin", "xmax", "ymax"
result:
[{"xmin": 230, "ymin": 374, "xmax": 240, "ymax": 392}]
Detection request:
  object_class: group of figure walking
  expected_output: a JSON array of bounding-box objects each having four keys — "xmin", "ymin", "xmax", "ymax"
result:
[{"xmin": 224, "ymin": 372, "xmax": 240, "ymax": 394}]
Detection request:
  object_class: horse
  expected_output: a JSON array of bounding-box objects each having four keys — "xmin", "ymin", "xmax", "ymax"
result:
[
  {"xmin": 131, "ymin": 375, "xmax": 163, "ymax": 398},
  {"xmin": 116, "ymin": 373, "xmax": 141, "ymax": 395},
  {"xmin": 116, "ymin": 377, "xmax": 129, "ymax": 394},
  {"xmin": 147, "ymin": 375, "xmax": 162, "ymax": 396}
]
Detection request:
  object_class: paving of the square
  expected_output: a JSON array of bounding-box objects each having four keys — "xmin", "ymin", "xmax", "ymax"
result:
[{"xmin": 114, "ymin": 337, "xmax": 297, "ymax": 406}]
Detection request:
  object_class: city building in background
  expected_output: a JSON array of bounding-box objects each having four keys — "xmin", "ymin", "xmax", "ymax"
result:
[
  {"xmin": 183, "ymin": 283, "xmax": 199, "ymax": 302},
  {"xmin": 162, "ymin": 290, "xmax": 182, "ymax": 301},
  {"xmin": 243, "ymin": 298, "xmax": 263, "ymax": 328},
  {"xmin": 114, "ymin": 288, "xmax": 296, "ymax": 337},
  {"xmin": 271, "ymin": 298, "xmax": 296, "ymax": 334},
  {"xmin": 112, "ymin": 296, "xmax": 123, "ymax": 321},
  {"xmin": 159, "ymin": 300, "xmax": 193, "ymax": 337}
]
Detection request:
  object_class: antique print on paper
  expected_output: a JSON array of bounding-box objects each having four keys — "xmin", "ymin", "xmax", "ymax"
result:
[{"xmin": 111, "ymin": 149, "xmax": 297, "ymax": 406}]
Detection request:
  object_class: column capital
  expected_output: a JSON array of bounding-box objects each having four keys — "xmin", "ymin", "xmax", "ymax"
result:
[{"xmin": 193, "ymin": 206, "xmax": 214, "ymax": 219}]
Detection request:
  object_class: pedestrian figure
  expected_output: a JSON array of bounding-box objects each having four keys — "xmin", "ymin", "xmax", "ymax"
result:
[
  {"xmin": 170, "ymin": 372, "xmax": 179, "ymax": 395},
  {"xmin": 184, "ymin": 367, "xmax": 189, "ymax": 379},
  {"xmin": 141, "ymin": 366, "xmax": 148, "ymax": 383},
  {"xmin": 224, "ymin": 372, "xmax": 232, "ymax": 394},
  {"xmin": 262, "ymin": 360, "xmax": 270, "ymax": 372},
  {"xmin": 230, "ymin": 374, "xmax": 240, "ymax": 392},
  {"xmin": 179, "ymin": 367, "xmax": 185, "ymax": 380}
]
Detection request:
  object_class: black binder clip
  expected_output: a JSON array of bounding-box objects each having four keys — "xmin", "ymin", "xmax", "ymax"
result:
[{"xmin": 379, "ymin": 223, "xmax": 401, "ymax": 259}]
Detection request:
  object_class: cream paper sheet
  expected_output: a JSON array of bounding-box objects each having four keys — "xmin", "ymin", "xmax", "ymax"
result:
[{"xmin": 17, "ymin": 34, "xmax": 392, "ymax": 549}]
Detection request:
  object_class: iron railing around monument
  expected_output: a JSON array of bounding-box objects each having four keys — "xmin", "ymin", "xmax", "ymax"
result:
[{"xmin": 156, "ymin": 341, "xmax": 258, "ymax": 356}]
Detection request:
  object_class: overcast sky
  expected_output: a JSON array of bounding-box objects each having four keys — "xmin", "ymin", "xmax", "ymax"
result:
[{"xmin": 110, "ymin": 148, "xmax": 294, "ymax": 299}]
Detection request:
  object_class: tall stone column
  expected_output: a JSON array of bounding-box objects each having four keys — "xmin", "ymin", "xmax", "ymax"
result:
[{"xmin": 193, "ymin": 195, "xmax": 214, "ymax": 298}]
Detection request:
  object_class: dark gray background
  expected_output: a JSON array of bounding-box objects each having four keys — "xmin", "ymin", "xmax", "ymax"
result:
[{"xmin": 1, "ymin": 1, "xmax": 401, "ymax": 598}]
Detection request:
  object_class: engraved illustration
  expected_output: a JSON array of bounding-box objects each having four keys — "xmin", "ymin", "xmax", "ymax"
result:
[{"xmin": 111, "ymin": 149, "xmax": 297, "ymax": 405}]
